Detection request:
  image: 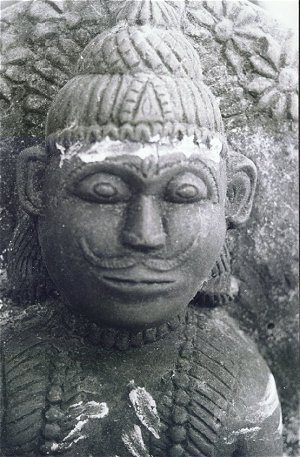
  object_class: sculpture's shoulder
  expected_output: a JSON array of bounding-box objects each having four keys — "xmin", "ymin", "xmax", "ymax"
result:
[
  {"xmin": 191, "ymin": 307, "xmax": 283, "ymax": 457},
  {"xmin": 193, "ymin": 306, "xmax": 268, "ymax": 388},
  {"xmin": 154, "ymin": 307, "xmax": 245, "ymax": 457},
  {"xmin": 0, "ymin": 301, "xmax": 59, "ymax": 457},
  {"xmin": 203, "ymin": 307, "xmax": 281, "ymax": 414},
  {"xmin": 1, "ymin": 300, "xmax": 55, "ymax": 349},
  {"xmin": 195, "ymin": 306, "xmax": 276, "ymax": 381},
  {"xmin": 163, "ymin": 306, "xmax": 283, "ymax": 457}
]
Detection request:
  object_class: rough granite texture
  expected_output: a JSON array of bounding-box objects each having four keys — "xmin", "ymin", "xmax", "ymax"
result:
[{"xmin": 0, "ymin": 1, "xmax": 298, "ymax": 455}]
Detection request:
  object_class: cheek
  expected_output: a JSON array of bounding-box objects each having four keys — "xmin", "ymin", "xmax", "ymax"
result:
[
  {"xmin": 43, "ymin": 194, "xmax": 125, "ymax": 245},
  {"xmin": 165, "ymin": 203, "xmax": 226, "ymax": 282},
  {"xmin": 165, "ymin": 203, "xmax": 226, "ymax": 247}
]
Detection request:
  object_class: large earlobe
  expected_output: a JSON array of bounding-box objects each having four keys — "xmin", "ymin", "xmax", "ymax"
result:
[
  {"xmin": 226, "ymin": 151, "xmax": 257, "ymax": 228},
  {"xmin": 17, "ymin": 145, "xmax": 47, "ymax": 216}
]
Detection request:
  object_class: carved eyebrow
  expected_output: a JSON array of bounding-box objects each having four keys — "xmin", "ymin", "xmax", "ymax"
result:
[
  {"xmin": 66, "ymin": 160, "xmax": 146, "ymax": 190},
  {"xmin": 67, "ymin": 157, "xmax": 219, "ymax": 201},
  {"xmin": 105, "ymin": 155, "xmax": 219, "ymax": 181},
  {"xmin": 159, "ymin": 158, "xmax": 219, "ymax": 192}
]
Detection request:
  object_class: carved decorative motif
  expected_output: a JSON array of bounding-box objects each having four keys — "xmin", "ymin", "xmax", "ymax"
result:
[
  {"xmin": 0, "ymin": 0, "xmax": 107, "ymax": 133},
  {"xmin": 185, "ymin": 0, "xmax": 299, "ymax": 122},
  {"xmin": 186, "ymin": 0, "xmax": 263, "ymax": 76},
  {"xmin": 0, "ymin": 0, "xmax": 298, "ymax": 135},
  {"xmin": 247, "ymin": 37, "xmax": 298, "ymax": 121}
]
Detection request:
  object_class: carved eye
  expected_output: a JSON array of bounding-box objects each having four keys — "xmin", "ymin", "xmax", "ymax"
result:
[
  {"xmin": 72, "ymin": 173, "xmax": 131, "ymax": 203},
  {"xmin": 165, "ymin": 172, "xmax": 209, "ymax": 203},
  {"xmin": 94, "ymin": 183, "xmax": 117, "ymax": 198},
  {"xmin": 176, "ymin": 184, "xmax": 199, "ymax": 199}
]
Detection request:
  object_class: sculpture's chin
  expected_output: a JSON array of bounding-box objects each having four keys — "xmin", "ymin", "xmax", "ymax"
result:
[
  {"xmin": 62, "ymin": 283, "xmax": 195, "ymax": 330},
  {"xmin": 57, "ymin": 266, "xmax": 199, "ymax": 330}
]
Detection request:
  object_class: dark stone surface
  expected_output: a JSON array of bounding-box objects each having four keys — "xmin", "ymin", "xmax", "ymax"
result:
[{"xmin": 0, "ymin": 1, "xmax": 298, "ymax": 455}]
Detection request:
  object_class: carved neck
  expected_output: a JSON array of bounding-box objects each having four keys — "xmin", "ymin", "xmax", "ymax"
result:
[{"xmin": 52, "ymin": 301, "xmax": 185, "ymax": 351}]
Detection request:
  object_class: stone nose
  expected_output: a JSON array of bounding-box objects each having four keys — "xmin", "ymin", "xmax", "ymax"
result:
[{"xmin": 122, "ymin": 195, "xmax": 166, "ymax": 252}]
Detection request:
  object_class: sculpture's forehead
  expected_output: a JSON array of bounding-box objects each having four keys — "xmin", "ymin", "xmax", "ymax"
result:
[{"xmin": 55, "ymin": 136, "xmax": 223, "ymax": 170}]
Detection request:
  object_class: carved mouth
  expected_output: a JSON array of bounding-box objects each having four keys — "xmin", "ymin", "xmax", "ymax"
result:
[
  {"xmin": 101, "ymin": 274, "xmax": 175, "ymax": 293},
  {"xmin": 103, "ymin": 275, "xmax": 175, "ymax": 285},
  {"xmin": 80, "ymin": 236, "xmax": 200, "ymax": 272}
]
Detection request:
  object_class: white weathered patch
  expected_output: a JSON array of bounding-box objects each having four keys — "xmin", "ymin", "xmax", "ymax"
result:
[
  {"xmin": 209, "ymin": 137, "xmax": 223, "ymax": 162},
  {"xmin": 122, "ymin": 424, "xmax": 152, "ymax": 457},
  {"xmin": 229, "ymin": 275, "xmax": 240, "ymax": 297},
  {"xmin": 233, "ymin": 426, "xmax": 261, "ymax": 435},
  {"xmin": 129, "ymin": 383, "xmax": 160, "ymax": 439},
  {"xmin": 246, "ymin": 373, "xmax": 280, "ymax": 424},
  {"xmin": 258, "ymin": 374, "xmax": 280, "ymax": 419},
  {"xmin": 76, "ymin": 400, "xmax": 109, "ymax": 420},
  {"xmin": 223, "ymin": 426, "xmax": 261, "ymax": 445},
  {"xmin": 51, "ymin": 435, "xmax": 86, "ymax": 452},
  {"xmin": 56, "ymin": 142, "xmax": 66, "ymax": 156},
  {"xmin": 50, "ymin": 401, "xmax": 109, "ymax": 454},
  {"xmin": 277, "ymin": 408, "xmax": 283, "ymax": 435},
  {"xmin": 56, "ymin": 135, "xmax": 222, "ymax": 167},
  {"xmin": 69, "ymin": 400, "xmax": 109, "ymax": 421},
  {"xmin": 69, "ymin": 401, "xmax": 83, "ymax": 409},
  {"xmin": 63, "ymin": 419, "xmax": 88, "ymax": 441},
  {"xmin": 57, "ymin": 141, "xmax": 81, "ymax": 167}
]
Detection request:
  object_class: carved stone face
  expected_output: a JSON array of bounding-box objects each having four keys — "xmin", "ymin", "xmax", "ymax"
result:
[{"xmin": 37, "ymin": 141, "xmax": 227, "ymax": 329}]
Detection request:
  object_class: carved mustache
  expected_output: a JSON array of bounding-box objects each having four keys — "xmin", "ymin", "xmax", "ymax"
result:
[{"xmin": 80, "ymin": 236, "xmax": 200, "ymax": 272}]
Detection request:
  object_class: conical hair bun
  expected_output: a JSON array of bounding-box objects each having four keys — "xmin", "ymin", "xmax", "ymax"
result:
[
  {"xmin": 76, "ymin": 26, "xmax": 202, "ymax": 80},
  {"xmin": 77, "ymin": 0, "xmax": 199, "ymax": 79},
  {"xmin": 110, "ymin": 0, "xmax": 185, "ymax": 28},
  {"xmin": 46, "ymin": 0, "xmax": 225, "ymax": 147}
]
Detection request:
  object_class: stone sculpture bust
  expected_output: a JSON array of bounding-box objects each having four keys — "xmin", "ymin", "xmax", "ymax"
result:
[{"xmin": 0, "ymin": 1, "xmax": 290, "ymax": 456}]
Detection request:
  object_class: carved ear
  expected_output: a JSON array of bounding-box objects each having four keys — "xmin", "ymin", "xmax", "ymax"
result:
[
  {"xmin": 17, "ymin": 145, "xmax": 47, "ymax": 216},
  {"xmin": 226, "ymin": 151, "xmax": 257, "ymax": 228}
]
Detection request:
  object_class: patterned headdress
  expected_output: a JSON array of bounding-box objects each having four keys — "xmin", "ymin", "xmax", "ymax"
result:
[{"xmin": 46, "ymin": 0, "xmax": 225, "ymax": 154}]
